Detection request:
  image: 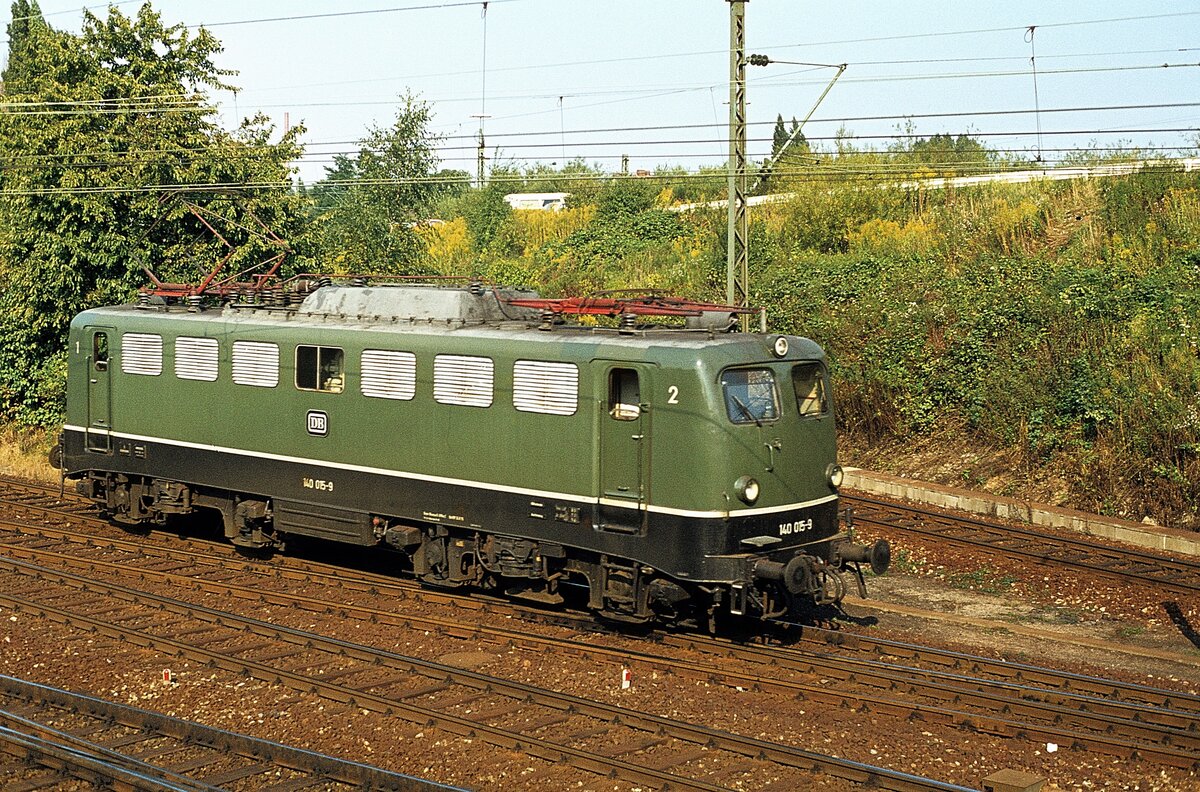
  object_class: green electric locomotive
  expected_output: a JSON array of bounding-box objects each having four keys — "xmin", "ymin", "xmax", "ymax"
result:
[{"xmin": 55, "ymin": 279, "xmax": 888, "ymax": 627}]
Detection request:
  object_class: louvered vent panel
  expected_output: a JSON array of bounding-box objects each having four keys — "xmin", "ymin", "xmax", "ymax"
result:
[
  {"xmin": 174, "ymin": 336, "xmax": 218, "ymax": 381},
  {"xmin": 121, "ymin": 333, "xmax": 162, "ymax": 376},
  {"xmin": 433, "ymin": 354, "xmax": 493, "ymax": 407},
  {"xmin": 361, "ymin": 349, "xmax": 416, "ymax": 400},
  {"xmin": 513, "ymin": 360, "xmax": 578, "ymax": 415},
  {"xmin": 231, "ymin": 341, "xmax": 279, "ymax": 387}
]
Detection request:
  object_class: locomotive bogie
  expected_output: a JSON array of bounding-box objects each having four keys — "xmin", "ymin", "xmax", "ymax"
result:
[{"xmin": 57, "ymin": 284, "xmax": 887, "ymax": 626}]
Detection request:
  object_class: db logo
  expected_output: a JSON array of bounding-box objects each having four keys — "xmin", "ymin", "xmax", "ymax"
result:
[{"xmin": 306, "ymin": 410, "xmax": 329, "ymax": 436}]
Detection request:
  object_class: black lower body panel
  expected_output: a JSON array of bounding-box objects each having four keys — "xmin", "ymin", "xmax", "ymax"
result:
[{"xmin": 61, "ymin": 429, "xmax": 841, "ymax": 585}]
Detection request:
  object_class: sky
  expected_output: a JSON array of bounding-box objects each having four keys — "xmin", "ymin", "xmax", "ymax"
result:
[{"xmin": 4, "ymin": 0, "xmax": 1200, "ymax": 185}]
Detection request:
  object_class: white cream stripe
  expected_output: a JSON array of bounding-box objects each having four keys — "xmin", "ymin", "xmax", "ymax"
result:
[{"xmin": 62, "ymin": 426, "xmax": 838, "ymax": 520}]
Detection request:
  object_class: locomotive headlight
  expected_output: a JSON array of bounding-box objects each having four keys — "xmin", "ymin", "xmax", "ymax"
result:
[
  {"xmin": 826, "ymin": 463, "xmax": 845, "ymax": 489},
  {"xmin": 772, "ymin": 336, "xmax": 789, "ymax": 357},
  {"xmin": 735, "ymin": 475, "xmax": 760, "ymax": 505}
]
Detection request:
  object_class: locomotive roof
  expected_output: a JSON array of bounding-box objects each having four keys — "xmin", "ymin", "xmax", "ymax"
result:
[{"xmin": 73, "ymin": 285, "xmax": 826, "ymax": 358}]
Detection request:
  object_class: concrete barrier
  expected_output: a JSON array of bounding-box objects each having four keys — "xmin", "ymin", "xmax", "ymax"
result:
[{"xmin": 844, "ymin": 468, "xmax": 1200, "ymax": 558}]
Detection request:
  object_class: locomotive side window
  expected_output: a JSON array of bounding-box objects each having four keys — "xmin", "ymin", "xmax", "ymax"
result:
[
  {"xmin": 92, "ymin": 332, "xmax": 109, "ymax": 371},
  {"xmin": 296, "ymin": 345, "xmax": 345, "ymax": 393},
  {"xmin": 231, "ymin": 341, "xmax": 279, "ymax": 388},
  {"xmin": 120, "ymin": 333, "xmax": 163, "ymax": 376},
  {"xmin": 434, "ymin": 354, "xmax": 493, "ymax": 407},
  {"xmin": 175, "ymin": 336, "xmax": 219, "ymax": 381},
  {"xmin": 720, "ymin": 368, "xmax": 779, "ymax": 424},
  {"xmin": 608, "ymin": 368, "xmax": 641, "ymax": 420},
  {"xmin": 361, "ymin": 349, "xmax": 416, "ymax": 400},
  {"xmin": 513, "ymin": 360, "xmax": 578, "ymax": 416},
  {"xmin": 792, "ymin": 362, "xmax": 828, "ymax": 417}
]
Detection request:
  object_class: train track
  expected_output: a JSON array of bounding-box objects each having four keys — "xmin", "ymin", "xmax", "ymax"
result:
[
  {"xmin": 6, "ymin": 523, "xmax": 1200, "ymax": 768},
  {"xmin": 0, "ymin": 549, "xmax": 981, "ymax": 792},
  {"xmin": 843, "ymin": 492, "xmax": 1200, "ymax": 596},
  {"xmin": 0, "ymin": 674, "xmax": 453, "ymax": 791},
  {"xmin": 1, "ymin": 489, "xmax": 1198, "ymax": 776}
]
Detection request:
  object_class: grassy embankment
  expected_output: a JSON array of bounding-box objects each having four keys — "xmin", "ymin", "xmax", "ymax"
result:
[
  {"xmin": 0, "ymin": 426, "xmax": 57, "ymax": 483},
  {"xmin": 422, "ymin": 167, "xmax": 1200, "ymax": 528}
]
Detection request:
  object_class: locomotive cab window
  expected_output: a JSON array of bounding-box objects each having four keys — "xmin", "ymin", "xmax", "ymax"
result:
[
  {"xmin": 720, "ymin": 368, "xmax": 779, "ymax": 424},
  {"xmin": 296, "ymin": 345, "xmax": 344, "ymax": 393},
  {"xmin": 92, "ymin": 332, "xmax": 109, "ymax": 371},
  {"xmin": 608, "ymin": 368, "xmax": 641, "ymax": 420},
  {"xmin": 792, "ymin": 362, "xmax": 828, "ymax": 417}
]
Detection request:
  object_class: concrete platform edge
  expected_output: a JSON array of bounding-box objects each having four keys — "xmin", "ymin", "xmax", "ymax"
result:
[{"xmin": 843, "ymin": 468, "xmax": 1200, "ymax": 558}]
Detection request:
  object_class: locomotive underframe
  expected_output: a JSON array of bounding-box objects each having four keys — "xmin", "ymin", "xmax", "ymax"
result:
[{"xmin": 64, "ymin": 426, "xmax": 861, "ymax": 625}]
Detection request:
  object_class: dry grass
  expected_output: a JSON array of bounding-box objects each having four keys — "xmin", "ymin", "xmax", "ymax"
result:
[
  {"xmin": 0, "ymin": 425, "xmax": 60, "ymax": 484},
  {"xmin": 840, "ymin": 424, "xmax": 1198, "ymax": 530}
]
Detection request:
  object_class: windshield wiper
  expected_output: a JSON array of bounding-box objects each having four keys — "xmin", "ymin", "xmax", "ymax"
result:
[{"xmin": 730, "ymin": 394, "xmax": 761, "ymax": 427}]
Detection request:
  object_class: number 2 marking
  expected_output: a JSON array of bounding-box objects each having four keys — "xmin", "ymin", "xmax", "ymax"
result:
[{"xmin": 667, "ymin": 385, "xmax": 680, "ymax": 404}]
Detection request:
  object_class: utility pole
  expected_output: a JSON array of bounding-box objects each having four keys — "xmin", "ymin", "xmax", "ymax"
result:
[
  {"xmin": 471, "ymin": 114, "xmax": 490, "ymax": 187},
  {"xmin": 726, "ymin": 0, "xmax": 749, "ymax": 329},
  {"xmin": 477, "ymin": 128, "xmax": 486, "ymax": 186}
]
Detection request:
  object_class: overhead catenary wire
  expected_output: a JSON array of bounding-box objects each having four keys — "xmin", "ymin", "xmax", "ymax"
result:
[
  {"xmin": 4, "ymin": 146, "xmax": 1197, "ymax": 173},
  {"xmin": 1, "ymin": 127, "xmax": 1194, "ymax": 172},
  {"xmin": 419, "ymin": 62, "xmax": 1200, "ymax": 126},
  {"xmin": 186, "ymin": 61, "xmax": 1200, "ymax": 117},
  {"xmin": 0, "ymin": 0, "xmax": 526, "ymax": 42},
  {"xmin": 3, "ymin": 46, "xmax": 1196, "ymax": 113},
  {"xmin": 208, "ymin": 45, "xmax": 1200, "ymax": 97},
  {"xmin": 7, "ymin": 3, "xmax": 1198, "ymax": 175},
  {"xmin": 4, "ymin": 100, "xmax": 1198, "ymax": 160},
  {"xmin": 0, "ymin": 117, "xmax": 1195, "ymax": 170},
  {"xmin": 3, "ymin": 153, "xmax": 1197, "ymax": 198}
]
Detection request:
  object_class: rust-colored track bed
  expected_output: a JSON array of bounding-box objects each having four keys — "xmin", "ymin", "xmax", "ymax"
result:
[
  {"xmin": 1, "ymin": 476, "xmax": 1199, "ymax": 786},
  {"xmin": 0, "ymin": 551, "xmax": 974, "ymax": 791},
  {"xmin": 0, "ymin": 674, "xmax": 451, "ymax": 791},
  {"xmin": 2, "ymin": 518, "xmax": 1199, "ymax": 771}
]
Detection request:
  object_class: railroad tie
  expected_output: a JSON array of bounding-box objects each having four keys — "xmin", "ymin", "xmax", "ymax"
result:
[
  {"xmin": 4, "ymin": 773, "xmax": 74, "ymax": 792},
  {"xmin": 200, "ymin": 761, "xmax": 273, "ymax": 787},
  {"xmin": 636, "ymin": 746, "xmax": 709, "ymax": 771},
  {"xmin": 592, "ymin": 735, "xmax": 668, "ymax": 758},
  {"xmin": 96, "ymin": 731, "xmax": 155, "ymax": 750},
  {"xmin": 256, "ymin": 776, "xmax": 330, "ymax": 792},
  {"xmin": 513, "ymin": 712, "xmax": 572, "ymax": 733}
]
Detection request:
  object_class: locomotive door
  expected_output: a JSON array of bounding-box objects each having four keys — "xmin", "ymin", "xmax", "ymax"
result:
[
  {"xmin": 84, "ymin": 326, "xmax": 114, "ymax": 453},
  {"xmin": 594, "ymin": 362, "xmax": 653, "ymax": 533}
]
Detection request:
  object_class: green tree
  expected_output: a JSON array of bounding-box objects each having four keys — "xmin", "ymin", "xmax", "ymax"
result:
[
  {"xmin": 771, "ymin": 114, "xmax": 788, "ymax": 158},
  {"xmin": 785, "ymin": 117, "xmax": 810, "ymax": 159},
  {"xmin": 892, "ymin": 132, "xmax": 992, "ymax": 174},
  {"xmin": 2, "ymin": 0, "xmax": 48, "ymax": 90},
  {"xmin": 306, "ymin": 95, "xmax": 443, "ymax": 273},
  {"xmin": 0, "ymin": 2, "xmax": 308, "ymax": 425},
  {"xmin": 460, "ymin": 181, "xmax": 515, "ymax": 253},
  {"xmin": 759, "ymin": 115, "xmax": 811, "ymax": 193}
]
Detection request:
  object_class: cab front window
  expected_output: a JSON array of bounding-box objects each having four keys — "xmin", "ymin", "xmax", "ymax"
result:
[
  {"xmin": 792, "ymin": 362, "xmax": 828, "ymax": 417},
  {"xmin": 720, "ymin": 368, "xmax": 779, "ymax": 424}
]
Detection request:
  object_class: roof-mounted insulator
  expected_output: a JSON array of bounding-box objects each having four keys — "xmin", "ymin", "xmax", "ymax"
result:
[{"xmin": 505, "ymin": 292, "xmax": 757, "ymax": 320}]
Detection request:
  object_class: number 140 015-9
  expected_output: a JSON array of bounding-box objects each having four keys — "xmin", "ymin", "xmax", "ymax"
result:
[{"xmin": 779, "ymin": 519, "xmax": 813, "ymax": 536}]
